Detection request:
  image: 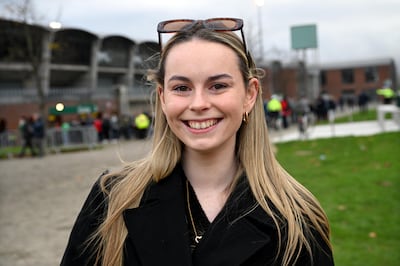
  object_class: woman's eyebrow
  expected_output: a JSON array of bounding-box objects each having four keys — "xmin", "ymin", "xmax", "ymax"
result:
[
  {"xmin": 167, "ymin": 73, "xmax": 233, "ymax": 84},
  {"xmin": 207, "ymin": 73, "xmax": 233, "ymax": 82},
  {"xmin": 167, "ymin": 75, "xmax": 191, "ymax": 83}
]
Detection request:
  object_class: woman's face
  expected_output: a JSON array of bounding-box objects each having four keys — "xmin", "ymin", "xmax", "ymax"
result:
[{"xmin": 159, "ymin": 39, "xmax": 258, "ymax": 154}]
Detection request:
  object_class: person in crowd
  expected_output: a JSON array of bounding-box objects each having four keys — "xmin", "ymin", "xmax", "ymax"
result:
[
  {"xmin": 32, "ymin": 113, "xmax": 45, "ymax": 157},
  {"xmin": 280, "ymin": 95, "xmax": 291, "ymax": 129},
  {"xmin": 102, "ymin": 113, "xmax": 111, "ymax": 143},
  {"xmin": 18, "ymin": 115, "xmax": 36, "ymax": 157},
  {"xmin": 377, "ymin": 85, "xmax": 395, "ymax": 104},
  {"xmin": 0, "ymin": 117, "xmax": 7, "ymax": 146},
  {"xmin": 266, "ymin": 95, "xmax": 282, "ymax": 130},
  {"xmin": 110, "ymin": 112, "xmax": 120, "ymax": 142},
  {"xmin": 358, "ymin": 91, "xmax": 369, "ymax": 112},
  {"xmin": 119, "ymin": 114, "xmax": 133, "ymax": 140},
  {"xmin": 61, "ymin": 120, "xmax": 71, "ymax": 146},
  {"xmin": 93, "ymin": 112, "xmax": 103, "ymax": 143},
  {"xmin": 61, "ymin": 18, "xmax": 334, "ymax": 266},
  {"xmin": 315, "ymin": 93, "xmax": 329, "ymax": 121},
  {"xmin": 134, "ymin": 112, "xmax": 151, "ymax": 139},
  {"xmin": 0, "ymin": 117, "xmax": 6, "ymax": 134}
]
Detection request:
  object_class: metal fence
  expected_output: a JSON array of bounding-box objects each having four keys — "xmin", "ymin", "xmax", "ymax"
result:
[
  {"xmin": 0, "ymin": 126, "xmax": 99, "ymax": 154},
  {"xmin": 46, "ymin": 126, "xmax": 98, "ymax": 152}
]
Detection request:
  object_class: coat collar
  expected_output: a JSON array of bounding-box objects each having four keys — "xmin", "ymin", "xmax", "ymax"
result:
[{"xmin": 123, "ymin": 164, "xmax": 277, "ymax": 266}]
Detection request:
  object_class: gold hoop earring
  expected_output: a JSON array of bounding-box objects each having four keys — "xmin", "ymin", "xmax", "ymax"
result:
[{"xmin": 243, "ymin": 111, "xmax": 249, "ymax": 123}]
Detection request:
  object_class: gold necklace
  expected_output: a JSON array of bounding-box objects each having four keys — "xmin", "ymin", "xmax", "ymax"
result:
[{"xmin": 186, "ymin": 180, "xmax": 202, "ymax": 244}]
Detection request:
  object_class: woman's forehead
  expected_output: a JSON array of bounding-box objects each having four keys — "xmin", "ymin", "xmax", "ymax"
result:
[
  {"xmin": 164, "ymin": 41, "xmax": 242, "ymax": 82},
  {"xmin": 165, "ymin": 39, "xmax": 240, "ymax": 70}
]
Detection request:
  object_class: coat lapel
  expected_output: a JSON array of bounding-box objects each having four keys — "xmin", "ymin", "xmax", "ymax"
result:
[
  {"xmin": 123, "ymin": 165, "xmax": 192, "ymax": 266},
  {"xmin": 192, "ymin": 180, "xmax": 277, "ymax": 266}
]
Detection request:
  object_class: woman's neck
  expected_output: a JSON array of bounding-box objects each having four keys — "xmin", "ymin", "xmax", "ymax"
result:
[
  {"xmin": 182, "ymin": 147, "xmax": 237, "ymax": 190},
  {"xmin": 182, "ymin": 146, "xmax": 238, "ymax": 222}
]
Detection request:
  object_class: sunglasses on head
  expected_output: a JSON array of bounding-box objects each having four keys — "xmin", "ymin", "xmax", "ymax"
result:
[{"xmin": 157, "ymin": 18, "xmax": 248, "ymax": 53}]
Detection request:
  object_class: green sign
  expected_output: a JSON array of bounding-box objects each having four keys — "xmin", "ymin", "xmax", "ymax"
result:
[
  {"xmin": 291, "ymin": 24, "xmax": 318, "ymax": 50},
  {"xmin": 49, "ymin": 104, "xmax": 98, "ymax": 115}
]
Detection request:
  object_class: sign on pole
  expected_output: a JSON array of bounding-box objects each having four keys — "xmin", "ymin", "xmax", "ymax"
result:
[{"xmin": 291, "ymin": 24, "xmax": 318, "ymax": 50}]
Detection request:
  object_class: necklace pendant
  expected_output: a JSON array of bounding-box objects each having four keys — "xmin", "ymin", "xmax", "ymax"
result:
[{"xmin": 195, "ymin": 235, "xmax": 202, "ymax": 243}]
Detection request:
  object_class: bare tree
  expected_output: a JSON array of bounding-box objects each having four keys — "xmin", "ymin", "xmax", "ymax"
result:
[{"xmin": 0, "ymin": 0, "xmax": 49, "ymax": 119}]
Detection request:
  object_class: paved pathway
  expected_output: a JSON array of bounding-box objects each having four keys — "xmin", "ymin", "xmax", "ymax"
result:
[
  {"xmin": 0, "ymin": 118, "xmax": 398, "ymax": 266},
  {"xmin": 269, "ymin": 119, "xmax": 400, "ymax": 143},
  {"xmin": 0, "ymin": 139, "xmax": 151, "ymax": 266}
]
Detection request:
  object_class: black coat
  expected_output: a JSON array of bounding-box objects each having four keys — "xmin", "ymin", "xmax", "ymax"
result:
[{"xmin": 61, "ymin": 165, "xmax": 334, "ymax": 265}]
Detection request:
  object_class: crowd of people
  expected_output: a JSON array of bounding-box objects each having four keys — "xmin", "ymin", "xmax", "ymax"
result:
[
  {"xmin": 0, "ymin": 111, "xmax": 153, "ymax": 158},
  {"xmin": 263, "ymin": 90, "xmax": 377, "ymax": 134},
  {"xmin": 264, "ymin": 92, "xmax": 335, "ymax": 132},
  {"xmin": 52, "ymin": 111, "xmax": 153, "ymax": 145}
]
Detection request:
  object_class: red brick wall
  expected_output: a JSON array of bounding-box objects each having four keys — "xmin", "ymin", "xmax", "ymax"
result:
[{"xmin": 321, "ymin": 64, "xmax": 393, "ymax": 101}]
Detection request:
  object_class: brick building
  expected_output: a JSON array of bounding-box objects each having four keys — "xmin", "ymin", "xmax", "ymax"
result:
[
  {"xmin": 259, "ymin": 57, "xmax": 397, "ymax": 107},
  {"xmin": 317, "ymin": 58, "xmax": 397, "ymax": 102}
]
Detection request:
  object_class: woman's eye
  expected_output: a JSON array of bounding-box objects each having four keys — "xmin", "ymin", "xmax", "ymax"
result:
[
  {"xmin": 173, "ymin": 85, "xmax": 190, "ymax": 92},
  {"xmin": 212, "ymin": 83, "xmax": 227, "ymax": 90}
]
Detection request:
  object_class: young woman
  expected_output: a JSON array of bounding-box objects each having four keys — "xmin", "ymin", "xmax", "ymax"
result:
[{"xmin": 61, "ymin": 18, "xmax": 334, "ymax": 266}]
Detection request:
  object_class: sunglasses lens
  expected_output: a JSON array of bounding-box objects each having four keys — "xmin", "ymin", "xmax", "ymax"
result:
[
  {"xmin": 205, "ymin": 18, "xmax": 242, "ymax": 31},
  {"xmin": 159, "ymin": 20, "xmax": 195, "ymax": 33}
]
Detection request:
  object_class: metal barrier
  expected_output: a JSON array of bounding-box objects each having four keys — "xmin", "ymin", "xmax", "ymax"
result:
[
  {"xmin": 0, "ymin": 126, "xmax": 99, "ymax": 153},
  {"xmin": 46, "ymin": 126, "xmax": 98, "ymax": 152},
  {"xmin": 0, "ymin": 130, "xmax": 20, "ymax": 148}
]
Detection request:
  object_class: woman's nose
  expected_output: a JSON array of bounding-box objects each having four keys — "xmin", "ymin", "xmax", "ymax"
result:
[{"xmin": 189, "ymin": 89, "xmax": 211, "ymax": 111}]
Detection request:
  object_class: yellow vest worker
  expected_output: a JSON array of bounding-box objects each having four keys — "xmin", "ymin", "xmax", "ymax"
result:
[
  {"xmin": 377, "ymin": 87, "xmax": 394, "ymax": 99},
  {"xmin": 377, "ymin": 87, "xmax": 395, "ymax": 104},
  {"xmin": 267, "ymin": 98, "xmax": 282, "ymax": 112},
  {"xmin": 135, "ymin": 113, "xmax": 150, "ymax": 130}
]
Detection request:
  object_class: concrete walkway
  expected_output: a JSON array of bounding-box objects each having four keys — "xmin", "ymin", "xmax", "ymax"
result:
[{"xmin": 270, "ymin": 119, "xmax": 400, "ymax": 143}]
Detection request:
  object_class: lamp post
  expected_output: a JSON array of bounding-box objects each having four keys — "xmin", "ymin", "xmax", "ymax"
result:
[
  {"xmin": 41, "ymin": 21, "xmax": 61, "ymax": 109},
  {"xmin": 255, "ymin": 0, "xmax": 265, "ymax": 63},
  {"xmin": 46, "ymin": 21, "xmax": 62, "ymax": 100}
]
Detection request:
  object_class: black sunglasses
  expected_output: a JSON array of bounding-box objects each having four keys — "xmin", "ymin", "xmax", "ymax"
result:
[{"xmin": 157, "ymin": 18, "xmax": 248, "ymax": 54}]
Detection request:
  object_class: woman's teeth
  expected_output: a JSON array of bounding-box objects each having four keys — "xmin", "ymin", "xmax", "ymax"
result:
[{"xmin": 188, "ymin": 119, "xmax": 218, "ymax": 129}]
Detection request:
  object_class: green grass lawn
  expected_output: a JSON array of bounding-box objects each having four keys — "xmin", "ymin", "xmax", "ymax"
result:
[
  {"xmin": 334, "ymin": 108, "xmax": 378, "ymax": 123},
  {"xmin": 317, "ymin": 107, "xmax": 394, "ymax": 125},
  {"xmin": 275, "ymin": 132, "xmax": 400, "ymax": 265}
]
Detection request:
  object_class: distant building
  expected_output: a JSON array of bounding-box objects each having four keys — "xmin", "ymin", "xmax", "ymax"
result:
[
  {"xmin": 0, "ymin": 18, "xmax": 158, "ymax": 129},
  {"xmin": 316, "ymin": 58, "xmax": 397, "ymax": 102},
  {"xmin": 260, "ymin": 58, "xmax": 396, "ymax": 105}
]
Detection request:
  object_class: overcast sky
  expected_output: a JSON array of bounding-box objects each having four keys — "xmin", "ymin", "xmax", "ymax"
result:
[{"xmin": 2, "ymin": 0, "xmax": 400, "ymax": 67}]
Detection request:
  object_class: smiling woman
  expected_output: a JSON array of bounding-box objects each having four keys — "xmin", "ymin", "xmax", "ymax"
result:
[{"xmin": 61, "ymin": 18, "xmax": 334, "ymax": 266}]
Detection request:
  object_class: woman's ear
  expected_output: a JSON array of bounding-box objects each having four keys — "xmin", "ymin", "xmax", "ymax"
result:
[
  {"xmin": 244, "ymin": 77, "xmax": 259, "ymax": 112},
  {"xmin": 158, "ymin": 86, "xmax": 166, "ymax": 112}
]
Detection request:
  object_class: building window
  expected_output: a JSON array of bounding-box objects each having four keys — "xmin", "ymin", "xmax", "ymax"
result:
[
  {"xmin": 364, "ymin": 66, "xmax": 378, "ymax": 82},
  {"xmin": 320, "ymin": 70, "xmax": 327, "ymax": 86},
  {"xmin": 341, "ymin": 69, "xmax": 354, "ymax": 84}
]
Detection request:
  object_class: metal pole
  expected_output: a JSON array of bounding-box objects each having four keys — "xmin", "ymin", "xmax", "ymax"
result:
[{"xmin": 255, "ymin": 0, "xmax": 265, "ymax": 63}]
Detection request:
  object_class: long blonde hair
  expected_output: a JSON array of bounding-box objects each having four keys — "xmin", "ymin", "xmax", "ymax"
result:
[{"xmin": 92, "ymin": 26, "xmax": 331, "ymax": 265}]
